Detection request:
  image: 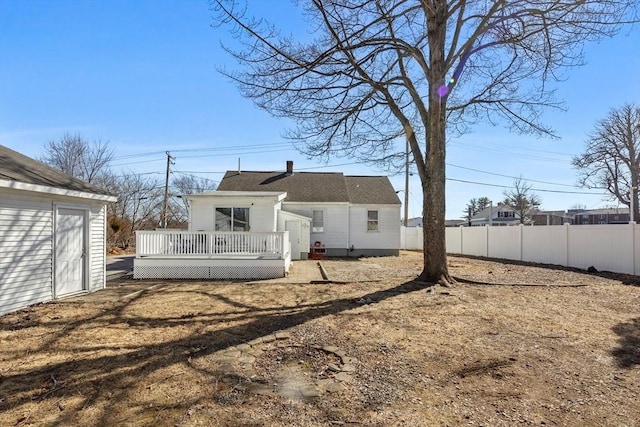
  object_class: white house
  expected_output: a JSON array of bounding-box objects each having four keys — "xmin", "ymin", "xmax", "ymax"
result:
[
  {"xmin": 0, "ymin": 145, "xmax": 117, "ymax": 316},
  {"xmin": 469, "ymin": 204, "xmax": 521, "ymax": 226},
  {"xmin": 216, "ymin": 161, "xmax": 402, "ymax": 258},
  {"xmin": 133, "ymin": 161, "xmax": 401, "ymax": 280}
]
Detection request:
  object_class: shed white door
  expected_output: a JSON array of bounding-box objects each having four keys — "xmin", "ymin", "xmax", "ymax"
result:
[
  {"xmin": 285, "ymin": 220, "xmax": 301, "ymax": 260},
  {"xmin": 56, "ymin": 208, "xmax": 86, "ymax": 296}
]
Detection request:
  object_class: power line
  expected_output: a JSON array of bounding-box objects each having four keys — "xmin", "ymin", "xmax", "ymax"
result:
[
  {"xmin": 446, "ymin": 163, "xmax": 577, "ymax": 187},
  {"xmin": 450, "ymin": 139, "xmax": 574, "ymax": 157},
  {"xmin": 110, "ymin": 142, "xmax": 293, "ymax": 161},
  {"xmin": 448, "ymin": 141, "xmax": 568, "ymax": 163},
  {"xmin": 447, "ymin": 177, "xmax": 604, "ymax": 194}
]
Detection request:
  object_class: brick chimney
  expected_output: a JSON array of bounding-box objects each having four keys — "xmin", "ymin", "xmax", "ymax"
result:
[{"xmin": 286, "ymin": 160, "xmax": 293, "ymax": 175}]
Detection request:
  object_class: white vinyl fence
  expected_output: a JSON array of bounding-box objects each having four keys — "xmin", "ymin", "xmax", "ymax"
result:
[{"xmin": 401, "ymin": 223, "xmax": 639, "ymax": 276}]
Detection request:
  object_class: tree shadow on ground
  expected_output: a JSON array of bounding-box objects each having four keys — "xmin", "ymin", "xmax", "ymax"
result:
[
  {"xmin": 0, "ymin": 279, "xmax": 432, "ymax": 426},
  {"xmin": 451, "ymin": 254, "xmax": 640, "ymax": 287},
  {"xmin": 611, "ymin": 317, "xmax": 640, "ymax": 368}
]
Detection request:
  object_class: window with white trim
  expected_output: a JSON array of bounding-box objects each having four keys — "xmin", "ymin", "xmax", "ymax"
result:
[
  {"xmin": 215, "ymin": 207, "xmax": 250, "ymax": 231},
  {"xmin": 367, "ymin": 210, "xmax": 379, "ymax": 231},
  {"xmin": 312, "ymin": 210, "xmax": 324, "ymax": 232}
]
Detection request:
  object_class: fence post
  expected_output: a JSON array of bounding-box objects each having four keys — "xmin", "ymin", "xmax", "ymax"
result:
[
  {"xmin": 563, "ymin": 222, "xmax": 570, "ymax": 267},
  {"xmin": 519, "ymin": 224, "xmax": 524, "ymax": 261},
  {"xmin": 485, "ymin": 224, "xmax": 490, "ymax": 257},
  {"xmin": 632, "ymin": 221, "xmax": 637, "ymax": 275}
]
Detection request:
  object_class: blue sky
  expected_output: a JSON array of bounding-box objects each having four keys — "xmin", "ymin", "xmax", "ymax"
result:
[{"xmin": 1, "ymin": 0, "xmax": 639, "ymax": 219}]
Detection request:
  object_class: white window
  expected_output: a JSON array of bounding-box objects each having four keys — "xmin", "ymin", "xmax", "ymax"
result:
[
  {"xmin": 367, "ymin": 210, "xmax": 379, "ymax": 231},
  {"xmin": 215, "ymin": 207, "xmax": 250, "ymax": 231},
  {"xmin": 498, "ymin": 211, "xmax": 515, "ymax": 218},
  {"xmin": 312, "ymin": 210, "xmax": 324, "ymax": 232}
]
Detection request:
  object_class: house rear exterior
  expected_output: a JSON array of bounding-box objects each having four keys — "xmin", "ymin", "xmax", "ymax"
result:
[
  {"xmin": 215, "ymin": 161, "xmax": 401, "ymax": 258},
  {"xmin": 0, "ymin": 145, "xmax": 116, "ymax": 316}
]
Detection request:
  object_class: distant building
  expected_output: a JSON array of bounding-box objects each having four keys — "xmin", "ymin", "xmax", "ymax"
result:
[
  {"xmin": 531, "ymin": 210, "xmax": 574, "ymax": 225},
  {"xmin": 406, "ymin": 217, "xmax": 423, "ymax": 227},
  {"xmin": 469, "ymin": 204, "xmax": 520, "ymax": 226},
  {"xmin": 572, "ymin": 208, "xmax": 630, "ymax": 225}
]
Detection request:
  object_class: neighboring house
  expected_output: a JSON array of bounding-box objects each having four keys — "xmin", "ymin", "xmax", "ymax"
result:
[
  {"xmin": 408, "ymin": 216, "xmax": 464, "ymax": 228},
  {"xmin": 214, "ymin": 161, "xmax": 402, "ymax": 257},
  {"xmin": 0, "ymin": 145, "xmax": 117, "ymax": 316},
  {"xmin": 572, "ymin": 208, "xmax": 630, "ymax": 225},
  {"xmin": 469, "ymin": 204, "xmax": 521, "ymax": 226},
  {"xmin": 406, "ymin": 217, "xmax": 423, "ymax": 227}
]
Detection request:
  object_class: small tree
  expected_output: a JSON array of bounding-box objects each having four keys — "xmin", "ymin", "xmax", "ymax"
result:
[
  {"xmin": 40, "ymin": 133, "xmax": 113, "ymax": 186},
  {"xmin": 463, "ymin": 196, "xmax": 491, "ymax": 225},
  {"xmin": 463, "ymin": 198, "xmax": 478, "ymax": 226},
  {"xmin": 477, "ymin": 197, "xmax": 491, "ymax": 212},
  {"xmin": 503, "ymin": 177, "xmax": 541, "ymax": 224},
  {"xmin": 572, "ymin": 104, "xmax": 640, "ymax": 221}
]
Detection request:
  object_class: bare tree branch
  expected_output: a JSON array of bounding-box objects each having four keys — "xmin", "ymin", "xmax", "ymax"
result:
[{"xmin": 211, "ymin": 0, "xmax": 638, "ymax": 283}]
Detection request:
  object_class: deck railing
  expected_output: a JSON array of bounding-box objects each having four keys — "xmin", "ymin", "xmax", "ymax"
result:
[{"xmin": 136, "ymin": 230, "xmax": 289, "ymax": 259}]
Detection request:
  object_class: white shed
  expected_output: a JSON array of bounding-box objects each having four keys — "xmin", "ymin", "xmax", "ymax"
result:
[{"xmin": 0, "ymin": 145, "xmax": 117, "ymax": 316}]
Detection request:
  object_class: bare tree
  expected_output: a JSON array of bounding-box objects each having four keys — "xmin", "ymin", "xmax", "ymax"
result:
[
  {"xmin": 107, "ymin": 173, "xmax": 163, "ymax": 247},
  {"xmin": 212, "ymin": 0, "xmax": 637, "ymax": 285},
  {"xmin": 40, "ymin": 133, "xmax": 113, "ymax": 185},
  {"xmin": 572, "ymin": 104, "xmax": 640, "ymax": 221},
  {"xmin": 503, "ymin": 177, "xmax": 541, "ymax": 224},
  {"xmin": 168, "ymin": 174, "xmax": 217, "ymax": 226}
]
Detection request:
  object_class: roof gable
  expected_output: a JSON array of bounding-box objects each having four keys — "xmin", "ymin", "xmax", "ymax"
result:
[
  {"xmin": 345, "ymin": 176, "xmax": 401, "ymax": 204},
  {"xmin": 0, "ymin": 144, "xmax": 114, "ymax": 197}
]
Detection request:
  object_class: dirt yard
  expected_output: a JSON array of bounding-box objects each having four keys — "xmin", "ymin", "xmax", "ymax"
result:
[{"xmin": 1, "ymin": 251, "xmax": 638, "ymax": 426}]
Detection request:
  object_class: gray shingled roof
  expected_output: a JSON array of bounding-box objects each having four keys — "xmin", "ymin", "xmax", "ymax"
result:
[
  {"xmin": 217, "ymin": 170, "xmax": 400, "ymax": 205},
  {"xmin": 0, "ymin": 144, "xmax": 113, "ymax": 196},
  {"xmin": 345, "ymin": 176, "xmax": 400, "ymax": 204}
]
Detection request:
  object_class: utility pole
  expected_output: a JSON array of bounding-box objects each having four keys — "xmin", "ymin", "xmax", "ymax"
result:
[
  {"xmin": 404, "ymin": 139, "xmax": 409, "ymax": 227},
  {"xmin": 161, "ymin": 151, "xmax": 175, "ymax": 229}
]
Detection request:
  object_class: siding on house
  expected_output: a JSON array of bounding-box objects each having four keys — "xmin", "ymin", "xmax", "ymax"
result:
[
  {"xmin": 348, "ymin": 205, "xmax": 401, "ymax": 251},
  {"xmin": 282, "ymin": 202, "xmax": 350, "ymax": 253},
  {"xmin": 0, "ymin": 194, "xmax": 53, "ymax": 316},
  {"xmin": 89, "ymin": 204, "xmax": 107, "ymax": 292},
  {"xmin": 188, "ymin": 193, "xmax": 283, "ymax": 233},
  {"xmin": 215, "ymin": 164, "xmax": 402, "ymax": 256}
]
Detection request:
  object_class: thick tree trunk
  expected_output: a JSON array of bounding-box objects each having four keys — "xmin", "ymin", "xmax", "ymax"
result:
[
  {"xmin": 418, "ymin": 97, "xmax": 452, "ymax": 286},
  {"xmin": 418, "ymin": 2, "xmax": 453, "ymax": 286}
]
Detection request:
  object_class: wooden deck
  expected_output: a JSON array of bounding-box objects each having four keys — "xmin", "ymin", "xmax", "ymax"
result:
[{"xmin": 134, "ymin": 230, "xmax": 291, "ymax": 280}]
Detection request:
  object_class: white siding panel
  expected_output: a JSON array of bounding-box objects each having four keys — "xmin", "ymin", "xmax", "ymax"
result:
[
  {"xmin": 89, "ymin": 204, "xmax": 106, "ymax": 292},
  {"xmin": 0, "ymin": 194, "xmax": 53, "ymax": 316},
  {"xmin": 349, "ymin": 205, "xmax": 400, "ymax": 250},
  {"xmin": 284, "ymin": 203, "xmax": 349, "ymax": 249},
  {"xmin": 189, "ymin": 201, "xmax": 212, "ymax": 230},
  {"xmin": 189, "ymin": 199, "xmax": 277, "ymax": 232}
]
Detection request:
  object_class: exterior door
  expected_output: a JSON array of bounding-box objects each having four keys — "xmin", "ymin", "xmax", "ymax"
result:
[
  {"xmin": 56, "ymin": 208, "xmax": 86, "ymax": 296},
  {"xmin": 285, "ymin": 220, "xmax": 301, "ymax": 260}
]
